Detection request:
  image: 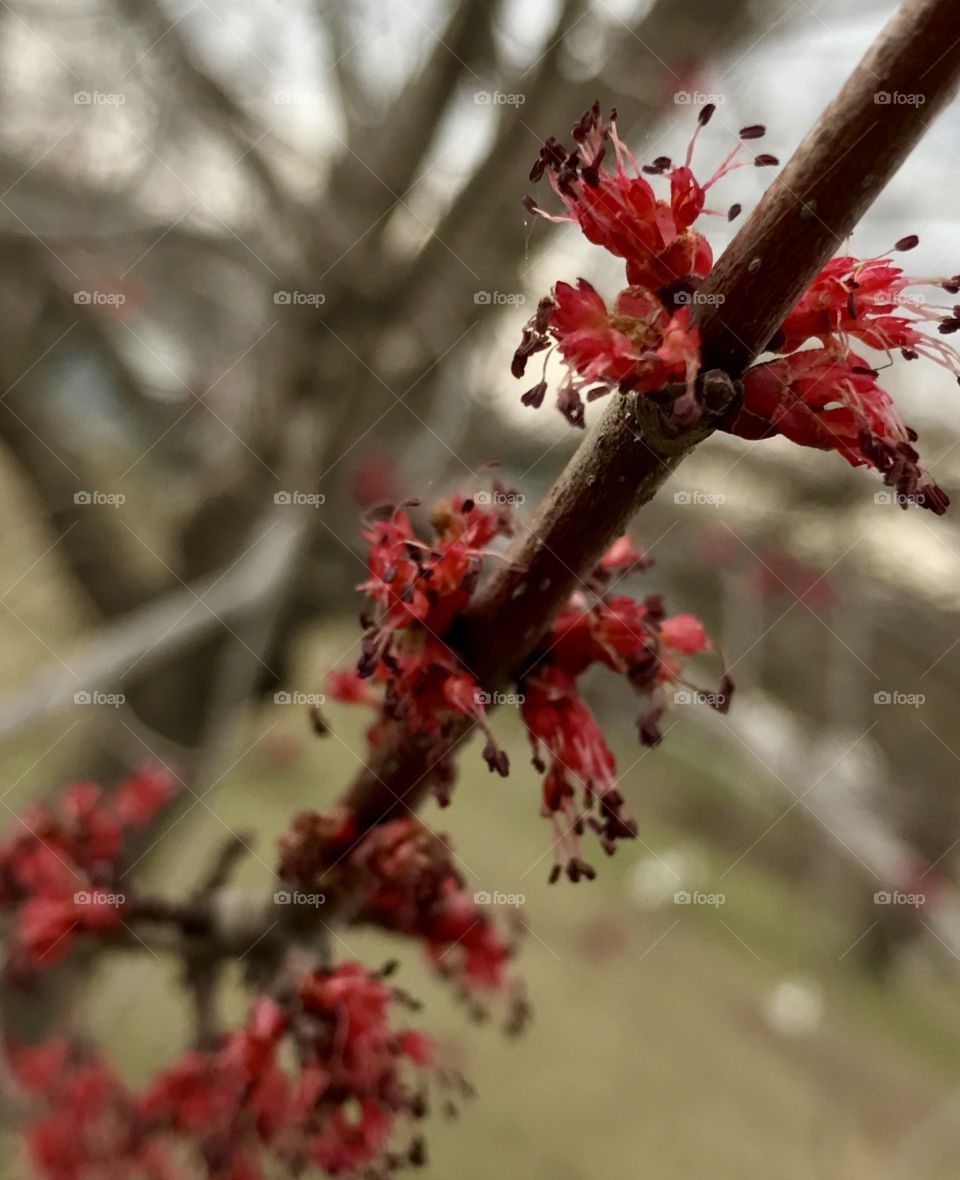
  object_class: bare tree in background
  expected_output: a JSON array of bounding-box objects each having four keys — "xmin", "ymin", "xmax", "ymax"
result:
[{"xmin": 0, "ymin": 0, "xmax": 767, "ymax": 776}]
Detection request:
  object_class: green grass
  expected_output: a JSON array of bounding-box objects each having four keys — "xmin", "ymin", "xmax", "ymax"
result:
[{"xmin": 2, "ymin": 619, "xmax": 960, "ymax": 1178}]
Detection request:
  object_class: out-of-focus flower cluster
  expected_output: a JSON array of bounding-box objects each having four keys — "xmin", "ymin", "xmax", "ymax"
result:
[
  {"xmin": 0, "ymin": 768, "xmax": 175, "ymax": 973},
  {"xmin": 11, "ymin": 960, "xmax": 443, "ymax": 1179}
]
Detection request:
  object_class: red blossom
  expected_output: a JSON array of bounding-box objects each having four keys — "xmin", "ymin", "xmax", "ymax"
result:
[
  {"xmin": 350, "ymin": 494, "xmax": 517, "ymax": 792},
  {"xmin": 328, "ymin": 668, "xmax": 379, "ymax": 706},
  {"xmin": 324, "ymin": 488, "xmax": 724, "ymax": 882},
  {"xmin": 774, "ymin": 252, "xmax": 960, "ymax": 361},
  {"xmin": 518, "ymin": 538, "xmax": 727, "ymax": 880},
  {"xmin": 531, "ymin": 280, "xmax": 701, "ymax": 425},
  {"xmin": 730, "ymin": 348, "xmax": 948, "ymax": 513},
  {"xmin": 523, "ymin": 102, "xmax": 746, "ymax": 289},
  {"xmin": 727, "ymin": 246, "xmax": 960, "ymax": 510},
  {"xmin": 515, "ymin": 103, "xmax": 770, "ymax": 424},
  {"xmin": 659, "ymin": 613, "xmax": 710, "ymax": 654},
  {"xmin": 518, "ymin": 104, "xmax": 956, "ymax": 512},
  {"xmin": 349, "ymin": 818, "xmax": 516, "ymax": 1000},
  {"xmin": 0, "ymin": 768, "xmax": 177, "ymax": 972},
  {"xmin": 15, "ymin": 962, "xmax": 441, "ymax": 1180},
  {"xmin": 10, "ymin": 1039, "xmax": 174, "ymax": 1180}
]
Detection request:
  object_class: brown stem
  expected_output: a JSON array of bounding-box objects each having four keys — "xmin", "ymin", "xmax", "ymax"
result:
[{"xmin": 339, "ymin": 0, "xmax": 960, "ymax": 827}]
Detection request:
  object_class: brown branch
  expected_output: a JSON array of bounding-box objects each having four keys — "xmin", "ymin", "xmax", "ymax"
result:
[
  {"xmin": 112, "ymin": 0, "xmax": 301, "ymax": 224},
  {"xmin": 0, "ymin": 240, "xmax": 154, "ymax": 620},
  {"xmin": 16, "ymin": 0, "xmax": 959, "ymax": 984},
  {"xmin": 338, "ymin": 0, "xmax": 960, "ymax": 829}
]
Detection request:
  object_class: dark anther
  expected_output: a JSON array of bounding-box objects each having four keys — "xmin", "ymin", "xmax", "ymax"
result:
[{"xmin": 521, "ymin": 381, "xmax": 547, "ymax": 408}]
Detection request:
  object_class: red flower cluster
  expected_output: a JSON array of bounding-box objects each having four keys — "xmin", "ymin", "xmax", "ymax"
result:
[
  {"xmin": 12, "ymin": 962, "xmax": 440, "ymax": 1180},
  {"xmin": 520, "ymin": 536, "xmax": 729, "ymax": 880},
  {"xmin": 518, "ymin": 104, "xmax": 959, "ymax": 512},
  {"xmin": 329, "ymin": 499, "xmax": 724, "ymax": 881},
  {"xmin": 514, "ymin": 102, "xmax": 770, "ymax": 426},
  {"xmin": 350, "ymin": 818, "xmax": 517, "ymax": 1001},
  {"xmin": 345, "ymin": 494, "xmax": 518, "ymax": 789},
  {"xmin": 731, "ymin": 249, "xmax": 960, "ymax": 512},
  {"xmin": 279, "ymin": 814, "xmax": 520, "ymax": 1015},
  {"xmin": 10, "ymin": 1039, "xmax": 168, "ymax": 1180},
  {"xmin": 0, "ymin": 768, "xmax": 175, "ymax": 971}
]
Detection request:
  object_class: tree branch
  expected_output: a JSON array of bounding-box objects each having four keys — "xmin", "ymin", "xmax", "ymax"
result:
[{"xmin": 338, "ymin": 0, "xmax": 960, "ymax": 829}]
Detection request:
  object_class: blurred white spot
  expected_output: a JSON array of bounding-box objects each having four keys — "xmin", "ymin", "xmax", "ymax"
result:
[
  {"xmin": 763, "ymin": 978, "xmax": 824, "ymax": 1038},
  {"xmin": 627, "ymin": 848, "xmax": 706, "ymax": 909}
]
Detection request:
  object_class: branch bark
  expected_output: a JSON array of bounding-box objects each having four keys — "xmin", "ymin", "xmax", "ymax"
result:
[{"xmin": 338, "ymin": 0, "xmax": 960, "ymax": 829}]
